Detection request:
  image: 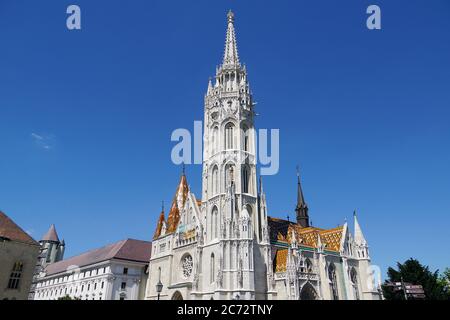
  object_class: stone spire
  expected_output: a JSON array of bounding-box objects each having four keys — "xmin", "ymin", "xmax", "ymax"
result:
[
  {"xmin": 353, "ymin": 210, "xmax": 367, "ymax": 245},
  {"xmin": 222, "ymin": 10, "xmax": 240, "ymax": 68},
  {"xmin": 295, "ymin": 167, "xmax": 310, "ymax": 228}
]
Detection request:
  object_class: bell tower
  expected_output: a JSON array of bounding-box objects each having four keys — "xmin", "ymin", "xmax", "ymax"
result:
[
  {"xmin": 199, "ymin": 11, "xmax": 269, "ymax": 300},
  {"xmin": 202, "ymin": 10, "xmax": 259, "ymax": 240}
]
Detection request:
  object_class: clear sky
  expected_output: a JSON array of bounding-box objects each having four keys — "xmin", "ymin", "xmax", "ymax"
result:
[{"xmin": 1, "ymin": 0, "xmax": 449, "ymax": 277}]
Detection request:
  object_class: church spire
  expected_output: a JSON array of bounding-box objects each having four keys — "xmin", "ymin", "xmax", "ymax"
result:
[
  {"xmin": 295, "ymin": 166, "xmax": 310, "ymax": 227},
  {"xmin": 222, "ymin": 10, "xmax": 240, "ymax": 68},
  {"xmin": 353, "ymin": 210, "xmax": 367, "ymax": 245}
]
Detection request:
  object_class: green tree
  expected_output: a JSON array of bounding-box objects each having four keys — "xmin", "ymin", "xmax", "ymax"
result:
[{"xmin": 382, "ymin": 258, "xmax": 448, "ymax": 300}]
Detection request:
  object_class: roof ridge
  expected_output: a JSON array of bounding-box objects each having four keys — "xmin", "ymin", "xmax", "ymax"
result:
[{"xmin": 0, "ymin": 211, "xmax": 39, "ymax": 246}]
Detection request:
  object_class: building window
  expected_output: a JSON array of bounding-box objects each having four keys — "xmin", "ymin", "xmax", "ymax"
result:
[
  {"xmin": 101, "ymin": 282, "xmax": 104, "ymax": 289},
  {"xmin": 242, "ymin": 166, "xmax": 250, "ymax": 193},
  {"xmin": 328, "ymin": 263, "xmax": 339, "ymax": 300},
  {"xmin": 7, "ymin": 262, "xmax": 23, "ymax": 289},
  {"xmin": 212, "ymin": 166, "xmax": 219, "ymax": 195},
  {"xmin": 181, "ymin": 254, "xmax": 193, "ymax": 279},
  {"xmin": 225, "ymin": 123, "xmax": 234, "ymax": 149},
  {"xmin": 123, "ymin": 267, "xmax": 128, "ymax": 275},
  {"xmin": 120, "ymin": 297, "xmax": 125, "ymax": 300},
  {"xmin": 121, "ymin": 282, "xmax": 126, "ymax": 290},
  {"xmin": 94, "ymin": 283, "xmax": 97, "ymax": 290},
  {"xmin": 211, "ymin": 206, "xmax": 218, "ymax": 240},
  {"xmin": 210, "ymin": 254, "xmax": 215, "ymax": 283},
  {"xmin": 351, "ymin": 268, "xmax": 360, "ymax": 300},
  {"xmin": 242, "ymin": 125, "xmax": 250, "ymax": 152}
]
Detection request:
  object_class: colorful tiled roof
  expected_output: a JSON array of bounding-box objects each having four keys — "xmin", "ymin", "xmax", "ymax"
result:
[
  {"xmin": 0, "ymin": 211, "xmax": 39, "ymax": 246},
  {"xmin": 274, "ymin": 249, "xmax": 288, "ymax": 272},
  {"xmin": 269, "ymin": 216, "xmax": 344, "ymax": 252},
  {"xmin": 153, "ymin": 210, "xmax": 166, "ymax": 239},
  {"xmin": 166, "ymin": 174, "xmax": 189, "ymax": 233}
]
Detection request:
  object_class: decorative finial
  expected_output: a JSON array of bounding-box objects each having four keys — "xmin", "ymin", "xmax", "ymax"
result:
[
  {"xmin": 353, "ymin": 209, "xmax": 357, "ymax": 217},
  {"xmin": 182, "ymin": 162, "xmax": 185, "ymax": 176},
  {"xmin": 296, "ymin": 165, "xmax": 300, "ymax": 178},
  {"xmin": 227, "ymin": 10, "xmax": 234, "ymax": 24},
  {"xmin": 162, "ymin": 200, "xmax": 164, "ymax": 212},
  {"xmin": 287, "ymin": 214, "xmax": 290, "ymax": 222}
]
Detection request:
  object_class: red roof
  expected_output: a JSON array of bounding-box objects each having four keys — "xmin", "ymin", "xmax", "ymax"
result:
[
  {"xmin": 0, "ymin": 211, "xmax": 39, "ymax": 246},
  {"xmin": 44, "ymin": 239, "xmax": 152, "ymax": 276},
  {"xmin": 41, "ymin": 224, "xmax": 60, "ymax": 242}
]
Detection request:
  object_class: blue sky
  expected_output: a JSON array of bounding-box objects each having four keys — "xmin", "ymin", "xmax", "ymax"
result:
[{"xmin": 1, "ymin": 0, "xmax": 449, "ymax": 277}]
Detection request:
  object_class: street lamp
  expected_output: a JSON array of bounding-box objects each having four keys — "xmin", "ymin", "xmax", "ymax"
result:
[{"xmin": 156, "ymin": 280, "xmax": 163, "ymax": 301}]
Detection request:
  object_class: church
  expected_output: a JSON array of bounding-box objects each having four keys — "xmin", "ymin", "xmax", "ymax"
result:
[{"xmin": 145, "ymin": 11, "xmax": 383, "ymax": 300}]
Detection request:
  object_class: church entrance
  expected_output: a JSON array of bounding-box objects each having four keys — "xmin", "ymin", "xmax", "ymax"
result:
[
  {"xmin": 300, "ymin": 283, "xmax": 318, "ymax": 300},
  {"xmin": 171, "ymin": 291, "xmax": 183, "ymax": 300}
]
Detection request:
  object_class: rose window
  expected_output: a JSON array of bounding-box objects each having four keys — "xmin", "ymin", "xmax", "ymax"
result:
[{"xmin": 181, "ymin": 255, "xmax": 193, "ymax": 279}]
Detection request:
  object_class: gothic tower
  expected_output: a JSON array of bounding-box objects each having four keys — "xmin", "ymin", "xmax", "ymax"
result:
[
  {"xmin": 200, "ymin": 10, "xmax": 271, "ymax": 299},
  {"xmin": 29, "ymin": 224, "xmax": 65, "ymax": 299}
]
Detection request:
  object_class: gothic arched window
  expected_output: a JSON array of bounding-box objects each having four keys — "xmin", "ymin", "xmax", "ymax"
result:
[
  {"xmin": 225, "ymin": 163, "xmax": 235, "ymax": 188},
  {"xmin": 328, "ymin": 263, "xmax": 339, "ymax": 300},
  {"xmin": 242, "ymin": 125, "xmax": 250, "ymax": 152},
  {"xmin": 212, "ymin": 126, "xmax": 219, "ymax": 155},
  {"xmin": 211, "ymin": 206, "xmax": 218, "ymax": 240},
  {"xmin": 212, "ymin": 166, "xmax": 219, "ymax": 195},
  {"xmin": 210, "ymin": 254, "xmax": 215, "ymax": 283},
  {"xmin": 242, "ymin": 166, "xmax": 250, "ymax": 194},
  {"xmin": 225, "ymin": 123, "xmax": 234, "ymax": 149},
  {"xmin": 350, "ymin": 268, "xmax": 360, "ymax": 300},
  {"xmin": 181, "ymin": 254, "xmax": 193, "ymax": 279},
  {"xmin": 306, "ymin": 258, "xmax": 313, "ymax": 273}
]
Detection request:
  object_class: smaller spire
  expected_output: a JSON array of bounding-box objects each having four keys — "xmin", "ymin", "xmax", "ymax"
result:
[
  {"xmin": 207, "ymin": 77, "xmax": 213, "ymax": 94},
  {"xmin": 295, "ymin": 166, "xmax": 309, "ymax": 227},
  {"xmin": 353, "ymin": 210, "xmax": 367, "ymax": 245},
  {"xmin": 222, "ymin": 10, "xmax": 240, "ymax": 67},
  {"xmin": 259, "ymin": 175, "xmax": 264, "ymax": 195}
]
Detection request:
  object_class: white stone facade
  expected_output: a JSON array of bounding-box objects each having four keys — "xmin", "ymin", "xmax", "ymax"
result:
[
  {"xmin": 33, "ymin": 260, "xmax": 147, "ymax": 300},
  {"xmin": 145, "ymin": 11, "xmax": 383, "ymax": 301}
]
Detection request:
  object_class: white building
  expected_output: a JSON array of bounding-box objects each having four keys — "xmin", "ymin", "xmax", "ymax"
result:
[
  {"xmin": 33, "ymin": 238, "xmax": 151, "ymax": 300},
  {"xmin": 145, "ymin": 11, "xmax": 383, "ymax": 300}
]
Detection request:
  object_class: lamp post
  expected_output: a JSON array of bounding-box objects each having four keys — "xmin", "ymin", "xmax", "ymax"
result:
[{"xmin": 156, "ymin": 280, "xmax": 163, "ymax": 301}]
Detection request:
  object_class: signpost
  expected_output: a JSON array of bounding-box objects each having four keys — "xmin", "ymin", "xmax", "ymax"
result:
[{"xmin": 385, "ymin": 279, "xmax": 426, "ymax": 300}]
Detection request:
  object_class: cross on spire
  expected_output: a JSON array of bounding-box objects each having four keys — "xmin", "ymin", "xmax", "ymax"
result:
[
  {"xmin": 295, "ymin": 165, "xmax": 310, "ymax": 227},
  {"xmin": 222, "ymin": 10, "xmax": 240, "ymax": 68}
]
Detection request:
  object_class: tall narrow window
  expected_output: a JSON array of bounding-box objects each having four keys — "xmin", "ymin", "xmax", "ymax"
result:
[
  {"xmin": 242, "ymin": 125, "xmax": 250, "ymax": 152},
  {"xmin": 212, "ymin": 166, "xmax": 219, "ymax": 195},
  {"xmin": 210, "ymin": 254, "xmax": 215, "ymax": 283},
  {"xmin": 211, "ymin": 206, "xmax": 218, "ymax": 239},
  {"xmin": 212, "ymin": 126, "xmax": 219, "ymax": 154},
  {"xmin": 7, "ymin": 262, "xmax": 23, "ymax": 289},
  {"xmin": 242, "ymin": 166, "xmax": 250, "ymax": 193},
  {"xmin": 225, "ymin": 123, "xmax": 234, "ymax": 149},
  {"xmin": 351, "ymin": 268, "xmax": 360, "ymax": 300},
  {"xmin": 328, "ymin": 264, "xmax": 339, "ymax": 300}
]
